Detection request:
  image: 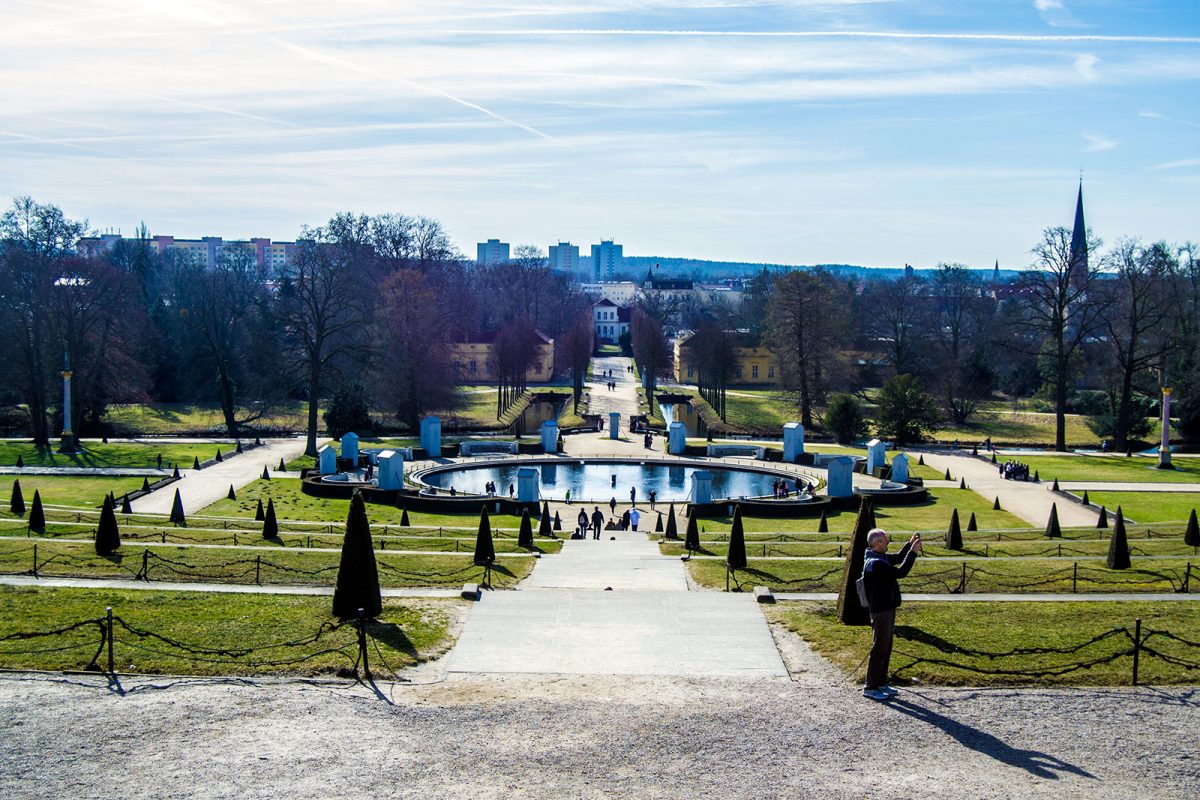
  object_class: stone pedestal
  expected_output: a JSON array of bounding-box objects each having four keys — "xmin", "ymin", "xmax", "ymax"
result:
[
  {"xmin": 668, "ymin": 422, "xmax": 687, "ymax": 455},
  {"xmin": 340, "ymin": 431, "xmax": 359, "ymax": 463},
  {"xmin": 517, "ymin": 467, "xmax": 539, "ymax": 503},
  {"xmin": 376, "ymin": 450, "xmax": 403, "ymax": 490},
  {"xmin": 866, "ymin": 439, "xmax": 888, "ymax": 474},
  {"xmin": 420, "ymin": 416, "xmax": 442, "ymax": 458},
  {"xmin": 1159, "ymin": 386, "xmax": 1174, "ymax": 469},
  {"xmin": 318, "ymin": 445, "xmax": 337, "ymax": 476},
  {"xmin": 826, "ymin": 456, "xmax": 854, "ymax": 498},
  {"xmin": 890, "ymin": 452, "xmax": 910, "ymax": 483},
  {"xmin": 541, "ymin": 420, "xmax": 559, "ymax": 453},
  {"xmin": 691, "ymin": 470, "xmax": 712, "ymax": 505},
  {"xmin": 783, "ymin": 423, "xmax": 805, "ymax": 462},
  {"xmin": 609, "ymin": 412, "xmax": 620, "ymax": 440}
]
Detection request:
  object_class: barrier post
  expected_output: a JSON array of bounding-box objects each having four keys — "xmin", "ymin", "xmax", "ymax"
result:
[
  {"xmin": 356, "ymin": 608, "xmax": 371, "ymax": 678},
  {"xmin": 1132, "ymin": 617, "xmax": 1142, "ymax": 686},
  {"xmin": 106, "ymin": 606, "xmax": 114, "ymax": 676},
  {"xmin": 255, "ymin": 554, "xmax": 261, "ymax": 585},
  {"xmin": 959, "ymin": 561, "xmax": 967, "ymax": 594},
  {"xmin": 32, "ymin": 543, "xmax": 37, "ymax": 577},
  {"xmin": 1073, "ymin": 562, "xmax": 1078, "ymax": 593},
  {"xmin": 1184, "ymin": 562, "xmax": 1191, "ymax": 593},
  {"xmin": 141, "ymin": 549, "xmax": 149, "ymax": 580}
]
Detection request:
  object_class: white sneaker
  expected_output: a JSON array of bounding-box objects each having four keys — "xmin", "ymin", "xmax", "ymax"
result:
[
  {"xmin": 863, "ymin": 687, "xmax": 890, "ymax": 701},
  {"xmin": 880, "ymin": 685, "xmax": 899, "ymax": 697}
]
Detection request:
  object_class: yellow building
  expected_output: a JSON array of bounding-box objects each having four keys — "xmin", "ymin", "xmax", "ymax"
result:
[
  {"xmin": 451, "ymin": 330, "xmax": 556, "ymax": 384},
  {"xmin": 673, "ymin": 332, "xmax": 780, "ymax": 386}
]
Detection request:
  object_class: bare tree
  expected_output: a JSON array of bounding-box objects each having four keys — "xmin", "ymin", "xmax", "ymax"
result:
[
  {"xmin": 861, "ymin": 273, "xmax": 927, "ymax": 377},
  {"xmin": 631, "ymin": 307, "xmax": 672, "ymax": 399},
  {"xmin": 278, "ymin": 219, "xmax": 377, "ymax": 455},
  {"xmin": 929, "ymin": 264, "xmax": 995, "ymax": 424},
  {"xmin": 766, "ymin": 268, "xmax": 848, "ymax": 427},
  {"xmin": 1008, "ymin": 226, "xmax": 1103, "ymax": 451},
  {"xmin": 490, "ymin": 318, "xmax": 539, "ymax": 419},
  {"xmin": 558, "ymin": 310, "xmax": 594, "ymax": 413},
  {"xmin": 375, "ymin": 270, "xmax": 458, "ymax": 429},
  {"xmin": 687, "ymin": 321, "xmax": 737, "ymax": 421}
]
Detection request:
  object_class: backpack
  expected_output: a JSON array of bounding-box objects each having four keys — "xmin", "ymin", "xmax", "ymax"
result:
[{"xmin": 856, "ymin": 560, "xmax": 871, "ymax": 608}]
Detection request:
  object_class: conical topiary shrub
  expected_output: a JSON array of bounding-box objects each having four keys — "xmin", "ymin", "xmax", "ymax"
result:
[
  {"xmin": 993, "ymin": 496, "xmax": 1001, "ymax": 511},
  {"xmin": 654, "ymin": 512, "xmax": 663, "ymax": 533},
  {"xmin": 16, "ymin": 455, "xmax": 24, "ymax": 468},
  {"xmin": 262, "ymin": 498, "xmax": 279, "ymax": 539},
  {"xmin": 10, "ymin": 479, "xmax": 24, "ymax": 516},
  {"xmin": 29, "ymin": 490, "xmax": 45, "ymax": 532},
  {"xmin": 967, "ymin": 511, "xmax": 977, "ymax": 532},
  {"xmin": 553, "ymin": 511, "xmax": 562, "ymax": 531},
  {"xmin": 172, "ymin": 466, "xmax": 181, "ymax": 479},
  {"xmin": 540, "ymin": 500, "xmax": 549, "ymax": 520},
  {"xmin": 473, "ymin": 507, "xmax": 496, "ymax": 575},
  {"xmin": 1097, "ymin": 505, "xmax": 1108, "ymax": 529},
  {"xmin": 539, "ymin": 505, "xmax": 552, "ymax": 537},
  {"xmin": 817, "ymin": 510, "xmax": 829, "ymax": 533},
  {"xmin": 278, "ymin": 458, "xmax": 286, "ymax": 472},
  {"xmin": 1045, "ymin": 502, "xmax": 1061, "ymax": 538},
  {"xmin": 331, "ymin": 492, "xmax": 382, "ymax": 619},
  {"xmin": 1081, "ymin": 489, "xmax": 1090, "ymax": 505},
  {"xmin": 959, "ymin": 477, "xmax": 967, "ymax": 489},
  {"xmin": 236, "ymin": 441, "xmax": 244, "ymax": 454},
  {"xmin": 261, "ymin": 465, "xmax": 271, "ymax": 480},
  {"xmin": 1106, "ymin": 507, "xmax": 1131, "ymax": 569},
  {"xmin": 227, "ymin": 484, "xmax": 236, "ymax": 500},
  {"xmin": 991, "ymin": 452, "xmax": 997, "ymax": 464},
  {"xmin": 944, "ymin": 468, "xmax": 952, "ymax": 480},
  {"xmin": 836, "ymin": 496, "xmax": 876, "ymax": 626},
  {"xmin": 169, "ymin": 488, "xmax": 186, "ymax": 527},
  {"xmin": 193, "ymin": 456, "xmax": 201, "ymax": 470},
  {"xmin": 400, "ymin": 507, "xmax": 411, "ymax": 527},
  {"xmin": 1052, "ymin": 478, "xmax": 1060, "ymax": 491},
  {"xmin": 142, "ymin": 477, "xmax": 151, "ymax": 492},
  {"xmin": 726, "ymin": 504, "xmax": 748, "ymax": 571},
  {"xmin": 1033, "ymin": 470, "xmax": 1040, "ymax": 482},
  {"xmin": 120, "ymin": 494, "xmax": 132, "ymax": 514},
  {"xmin": 684, "ymin": 514, "xmax": 699, "ymax": 552},
  {"xmin": 95, "ymin": 495, "xmax": 121, "ymax": 555},
  {"xmin": 215, "ymin": 449, "xmax": 223, "ymax": 462},
  {"xmin": 945, "ymin": 508, "xmax": 963, "ymax": 550},
  {"xmin": 1184, "ymin": 509, "xmax": 1199, "ymax": 548},
  {"xmin": 255, "ymin": 498, "xmax": 265, "ymax": 521},
  {"xmin": 918, "ymin": 454, "xmax": 925, "ymax": 466},
  {"xmin": 665, "ymin": 503, "xmax": 679, "ymax": 540},
  {"xmin": 518, "ymin": 508, "xmax": 534, "ymax": 551}
]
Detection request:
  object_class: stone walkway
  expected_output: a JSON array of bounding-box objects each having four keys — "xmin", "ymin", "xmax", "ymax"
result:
[
  {"xmin": 130, "ymin": 437, "xmax": 315, "ymax": 515},
  {"xmin": 445, "ymin": 529, "xmax": 789, "ymax": 677}
]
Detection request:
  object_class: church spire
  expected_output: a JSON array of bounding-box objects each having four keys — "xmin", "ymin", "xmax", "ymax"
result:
[
  {"xmin": 1069, "ymin": 180, "xmax": 1087, "ymax": 276},
  {"xmin": 993, "ymin": 259, "xmax": 999, "ymax": 283}
]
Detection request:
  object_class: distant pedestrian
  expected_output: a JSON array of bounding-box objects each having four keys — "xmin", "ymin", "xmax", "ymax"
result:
[
  {"xmin": 609, "ymin": 496, "xmax": 617, "ymax": 514},
  {"xmin": 577, "ymin": 508, "xmax": 588, "ymax": 535},
  {"xmin": 630, "ymin": 486, "xmax": 636, "ymax": 506},
  {"xmin": 621, "ymin": 509, "xmax": 630, "ymax": 529},
  {"xmin": 508, "ymin": 483, "xmax": 514, "ymax": 498},
  {"xmin": 649, "ymin": 489, "xmax": 657, "ymax": 510},
  {"xmin": 592, "ymin": 507, "xmax": 604, "ymax": 538},
  {"xmin": 630, "ymin": 508, "xmax": 640, "ymax": 531}
]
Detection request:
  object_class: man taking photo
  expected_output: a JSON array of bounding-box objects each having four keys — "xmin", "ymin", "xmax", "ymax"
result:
[{"xmin": 862, "ymin": 528, "xmax": 921, "ymax": 701}]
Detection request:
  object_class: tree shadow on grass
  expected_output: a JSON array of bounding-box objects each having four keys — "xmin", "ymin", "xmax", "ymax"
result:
[{"xmin": 885, "ymin": 697, "xmax": 1095, "ymax": 780}]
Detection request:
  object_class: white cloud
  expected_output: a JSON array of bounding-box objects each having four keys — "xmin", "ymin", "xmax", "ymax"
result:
[
  {"xmin": 1035, "ymin": 1, "xmax": 1063, "ymax": 10},
  {"xmin": 1074, "ymin": 54, "xmax": 1100, "ymax": 80},
  {"xmin": 1082, "ymin": 132, "xmax": 1117, "ymax": 152}
]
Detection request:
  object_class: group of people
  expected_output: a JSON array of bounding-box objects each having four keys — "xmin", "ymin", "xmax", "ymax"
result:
[
  {"xmin": 1000, "ymin": 460, "xmax": 1030, "ymax": 481},
  {"xmin": 601, "ymin": 368, "xmax": 620, "ymax": 392},
  {"xmin": 771, "ymin": 478, "xmax": 806, "ymax": 499},
  {"xmin": 481, "ymin": 481, "xmax": 515, "ymax": 497},
  {"xmin": 642, "ymin": 432, "xmax": 654, "ymax": 449},
  {"xmin": 574, "ymin": 505, "xmax": 641, "ymax": 539}
]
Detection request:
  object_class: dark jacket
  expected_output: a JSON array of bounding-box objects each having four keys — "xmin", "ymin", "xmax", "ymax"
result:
[{"xmin": 863, "ymin": 542, "xmax": 918, "ymax": 614}]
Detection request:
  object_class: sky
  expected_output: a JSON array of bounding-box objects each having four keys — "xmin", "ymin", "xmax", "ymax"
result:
[{"xmin": 1, "ymin": 1, "xmax": 1198, "ymax": 268}]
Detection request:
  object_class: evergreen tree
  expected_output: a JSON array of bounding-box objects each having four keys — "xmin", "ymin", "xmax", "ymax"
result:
[
  {"xmin": 518, "ymin": 508, "xmax": 534, "ymax": 551},
  {"xmin": 95, "ymin": 495, "xmax": 121, "ymax": 555},
  {"xmin": 9, "ymin": 480, "xmax": 24, "ymax": 516},
  {"xmin": 255, "ymin": 498, "xmax": 265, "ymax": 521},
  {"xmin": 227, "ymin": 484, "xmax": 236, "ymax": 500},
  {"xmin": 400, "ymin": 507, "xmax": 411, "ymax": 527},
  {"xmin": 817, "ymin": 510, "xmax": 828, "ymax": 533},
  {"xmin": 1045, "ymin": 502, "xmax": 1061, "ymax": 538},
  {"xmin": 473, "ymin": 507, "xmax": 495, "ymax": 566},
  {"xmin": 665, "ymin": 503, "xmax": 678, "ymax": 540},
  {"xmin": 262, "ymin": 498, "xmax": 279, "ymax": 538},
  {"xmin": 967, "ymin": 511, "xmax": 978, "ymax": 532},
  {"xmin": 538, "ymin": 502, "xmax": 552, "ymax": 537},
  {"xmin": 1107, "ymin": 507, "xmax": 1131, "ymax": 569},
  {"xmin": 29, "ymin": 490, "xmax": 45, "ymax": 532},
  {"xmin": 684, "ymin": 514, "xmax": 699, "ymax": 552},
  {"xmin": 945, "ymin": 508, "xmax": 963, "ymax": 550},
  {"xmin": 120, "ymin": 494, "xmax": 132, "ymax": 514},
  {"xmin": 726, "ymin": 504, "xmax": 748, "ymax": 570},
  {"xmin": 169, "ymin": 488, "xmax": 186, "ymax": 527},
  {"xmin": 1097, "ymin": 505, "xmax": 1109, "ymax": 529},
  {"xmin": 332, "ymin": 492, "xmax": 383, "ymax": 619},
  {"xmin": 836, "ymin": 497, "xmax": 876, "ymax": 626},
  {"xmin": 654, "ymin": 512, "xmax": 663, "ymax": 533},
  {"xmin": 1185, "ymin": 509, "xmax": 1199, "ymax": 548}
]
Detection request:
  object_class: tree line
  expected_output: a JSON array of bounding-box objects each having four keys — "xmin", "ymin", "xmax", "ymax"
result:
[{"xmin": 0, "ymin": 198, "xmax": 593, "ymax": 454}]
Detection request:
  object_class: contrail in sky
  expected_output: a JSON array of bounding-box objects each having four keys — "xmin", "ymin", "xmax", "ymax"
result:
[{"xmin": 430, "ymin": 28, "xmax": 1200, "ymax": 45}]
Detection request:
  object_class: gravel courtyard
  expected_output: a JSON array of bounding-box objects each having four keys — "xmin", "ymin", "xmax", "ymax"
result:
[{"xmin": 3, "ymin": 655, "xmax": 1196, "ymax": 799}]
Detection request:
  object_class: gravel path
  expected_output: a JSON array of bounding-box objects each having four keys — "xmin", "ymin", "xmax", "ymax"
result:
[{"xmin": 2, "ymin": 629, "xmax": 1196, "ymax": 799}]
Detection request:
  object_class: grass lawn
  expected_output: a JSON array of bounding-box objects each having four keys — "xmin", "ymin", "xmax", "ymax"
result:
[
  {"xmin": 662, "ymin": 537, "xmax": 1196, "ymax": 560},
  {"xmin": 102, "ymin": 402, "xmax": 311, "ymax": 436},
  {"xmin": 0, "ymin": 440, "xmax": 229, "ymax": 469},
  {"xmin": 682, "ymin": 489, "xmax": 1026, "ymax": 535},
  {"xmin": 926, "ymin": 411, "xmax": 1099, "ymax": 448},
  {"xmin": 199, "ymin": 478, "xmax": 529, "ymax": 530},
  {"xmin": 0, "ymin": 538, "xmax": 535, "ymax": 588},
  {"xmin": 1013, "ymin": 454, "xmax": 1200, "ymax": 484},
  {"xmin": 1083, "ymin": 492, "xmax": 1200, "ymax": 524},
  {"xmin": 3, "ymin": 475, "xmax": 146, "ymax": 508},
  {"xmin": 688, "ymin": 555, "xmax": 1193, "ymax": 594},
  {"xmin": 769, "ymin": 600, "xmax": 1200, "ymax": 686},
  {"xmin": 0, "ymin": 585, "xmax": 459, "ymax": 676}
]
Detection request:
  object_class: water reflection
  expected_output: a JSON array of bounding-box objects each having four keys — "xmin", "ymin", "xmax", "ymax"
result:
[{"xmin": 423, "ymin": 461, "xmax": 784, "ymax": 502}]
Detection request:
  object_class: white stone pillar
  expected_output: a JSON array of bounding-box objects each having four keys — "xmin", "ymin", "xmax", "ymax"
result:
[{"xmin": 1159, "ymin": 385, "xmax": 1173, "ymax": 469}]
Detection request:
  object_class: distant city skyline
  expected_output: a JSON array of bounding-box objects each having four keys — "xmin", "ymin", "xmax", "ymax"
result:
[{"xmin": 2, "ymin": 1, "xmax": 1197, "ymax": 268}]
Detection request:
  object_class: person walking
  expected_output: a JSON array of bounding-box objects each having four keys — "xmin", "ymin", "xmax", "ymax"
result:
[
  {"xmin": 861, "ymin": 528, "xmax": 922, "ymax": 701},
  {"xmin": 577, "ymin": 508, "xmax": 588, "ymax": 537},
  {"xmin": 591, "ymin": 507, "xmax": 604, "ymax": 539},
  {"xmin": 629, "ymin": 486, "xmax": 637, "ymax": 506},
  {"xmin": 629, "ymin": 508, "xmax": 640, "ymax": 531},
  {"xmin": 649, "ymin": 489, "xmax": 657, "ymax": 510},
  {"xmin": 609, "ymin": 496, "xmax": 617, "ymax": 515}
]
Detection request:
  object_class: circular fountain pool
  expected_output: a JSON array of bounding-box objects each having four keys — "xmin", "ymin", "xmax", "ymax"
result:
[{"xmin": 417, "ymin": 459, "xmax": 806, "ymax": 502}]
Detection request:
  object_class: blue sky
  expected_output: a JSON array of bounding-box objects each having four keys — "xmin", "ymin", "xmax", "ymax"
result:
[{"xmin": 1, "ymin": 1, "xmax": 1197, "ymax": 268}]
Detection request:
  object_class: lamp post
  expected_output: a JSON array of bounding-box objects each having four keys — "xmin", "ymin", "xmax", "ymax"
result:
[
  {"xmin": 58, "ymin": 350, "xmax": 76, "ymax": 454},
  {"xmin": 1158, "ymin": 382, "xmax": 1173, "ymax": 470}
]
